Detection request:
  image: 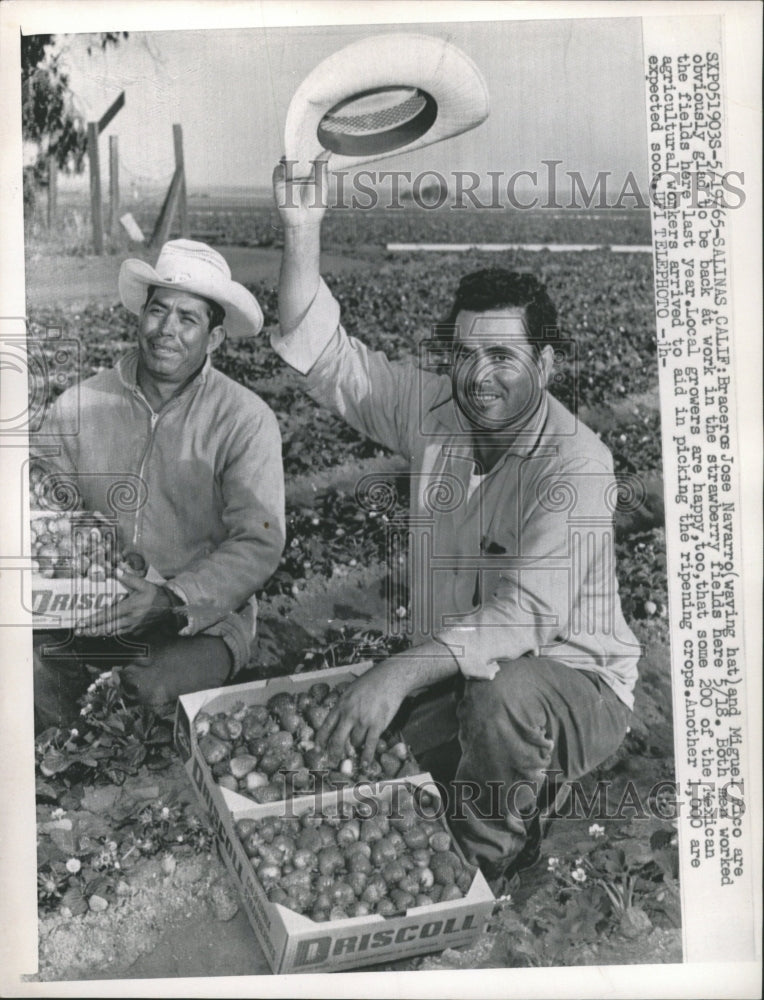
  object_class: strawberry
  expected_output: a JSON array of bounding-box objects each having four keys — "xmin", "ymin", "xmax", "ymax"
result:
[
  {"xmin": 296, "ymin": 828, "xmax": 323, "ymax": 854},
  {"xmin": 440, "ymin": 884, "xmax": 463, "ymax": 902},
  {"xmin": 317, "ymin": 825, "xmax": 337, "ymax": 848},
  {"xmin": 360, "ymin": 818, "xmax": 385, "ymax": 843},
  {"xmin": 246, "ymin": 736, "xmax": 268, "ymax": 758},
  {"xmin": 257, "ymin": 753, "xmax": 282, "ymax": 777},
  {"xmin": 247, "ymin": 705, "xmax": 271, "ymax": 726},
  {"xmin": 361, "ymin": 878, "xmax": 386, "ymax": 905},
  {"xmin": 235, "ymin": 818, "xmax": 257, "ymax": 840},
  {"xmin": 225, "ymin": 718, "xmax": 243, "ymax": 740},
  {"xmin": 370, "ymin": 839, "xmax": 397, "ymax": 867},
  {"xmin": 344, "ymin": 840, "xmax": 372, "ymax": 860},
  {"xmin": 304, "ymin": 747, "xmax": 331, "ymax": 771},
  {"xmin": 390, "ymin": 888, "xmax": 415, "ymax": 912},
  {"xmin": 336, "ymin": 820, "xmax": 361, "ymax": 846},
  {"xmin": 241, "ymin": 717, "xmax": 267, "ymax": 742},
  {"xmin": 314, "ymin": 891, "xmax": 332, "ymax": 911},
  {"xmin": 278, "ymin": 709, "xmax": 302, "ymax": 735},
  {"xmin": 229, "ymin": 754, "xmax": 258, "ymax": 779},
  {"xmin": 268, "ymin": 886, "xmax": 289, "ymax": 905},
  {"xmin": 403, "ymin": 826, "xmax": 429, "ymax": 850},
  {"xmin": 251, "ymin": 783, "xmax": 282, "ymax": 804},
  {"xmin": 307, "ymin": 704, "xmax": 330, "ymax": 730},
  {"xmin": 267, "ymin": 692, "xmax": 295, "ymax": 716},
  {"xmin": 322, "ymin": 690, "xmax": 340, "ymax": 710},
  {"xmin": 429, "ymin": 831, "xmax": 451, "ymax": 853},
  {"xmin": 410, "ymin": 848, "xmax": 431, "ymax": 868},
  {"xmin": 198, "ymin": 735, "xmax": 229, "ymax": 765},
  {"xmin": 265, "ymin": 730, "xmax": 294, "ymax": 755},
  {"xmin": 329, "ymin": 882, "xmax": 355, "ymax": 908},
  {"xmin": 209, "ymin": 718, "xmax": 231, "ymax": 741},
  {"xmin": 308, "ymin": 682, "xmax": 330, "ymax": 704},
  {"xmin": 381, "ymin": 860, "xmax": 406, "ymax": 886},
  {"xmin": 317, "ymin": 846, "xmax": 344, "ymax": 875},
  {"xmin": 417, "ymin": 867, "xmax": 435, "ymax": 890},
  {"xmin": 242, "ymin": 832, "xmax": 261, "ymax": 858},
  {"xmin": 397, "ymin": 873, "xmax": 420, "ymax": 896},
  {"xmin": 346, "ymin": 870, "xmax": 368, "ymax": 896},
  {"xmin": 456, "ymin": 869, "xmax": 473, "ymax": 894},
  {"xmin": 295, "ymin": 691, "xmax": 314, "ymax": 713},
  {"xmin": 272, "ymin": 834, "xmax": 296, "ymax": 864},
  {"xmin": 244, "ymin": 771, "xmax": 269, "ymax": 793},
  {"xmin": 257, "ymin": 862, "xmax": 281, "ymax": 883}
]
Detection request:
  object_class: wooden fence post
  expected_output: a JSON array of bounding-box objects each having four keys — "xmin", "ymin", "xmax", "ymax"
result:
[
  {"xmin": 47, "ymin": 155, "xmax": 57, "ymax": 229},
  {"xmin": 173, "ymin": 124, "xmax": 189, "ymax": 238},
  {"xmin": 109, "ymin": 135, "xmax": 120, "ymax": 236},
  {"xmin": 149, "ymin": 167, "xmax": 184, "ymax": 248},
  {"xmin": 87, "ymin": 122, "xmax": 103, "ymax": 255}
]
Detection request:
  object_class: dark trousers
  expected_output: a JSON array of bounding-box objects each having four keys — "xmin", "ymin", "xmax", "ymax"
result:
[
  {"xmin": 33, "ymin": 627, "xmax": 232, "ymax": 733},
  {"xmin": 399, "ymin": 656, "xmax": 631, "ymax": 876}
]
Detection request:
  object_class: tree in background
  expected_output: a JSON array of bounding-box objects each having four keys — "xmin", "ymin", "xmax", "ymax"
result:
[{"xmin": 21, "ymin": 32, "xmax": 128, "ymax": 209}]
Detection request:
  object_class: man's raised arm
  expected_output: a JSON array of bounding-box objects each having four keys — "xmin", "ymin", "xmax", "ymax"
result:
[{"xmin": 273, "ymin": 157, "xmax": 327, "ymax": 335}]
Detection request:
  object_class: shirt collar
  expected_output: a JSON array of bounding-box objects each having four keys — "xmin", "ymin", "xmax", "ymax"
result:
[{"xmin": 117, "ymin": 349, "xmax": 212, "ymax": 395}]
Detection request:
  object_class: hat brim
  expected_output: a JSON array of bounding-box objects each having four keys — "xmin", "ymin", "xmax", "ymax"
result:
[
  {"xmin": 285, "ymin": 33, "xmax": 489, "ymax": 177},
  {"xmin": 118, "ymin": 259, "xmax": 264, "ymax": 338}
]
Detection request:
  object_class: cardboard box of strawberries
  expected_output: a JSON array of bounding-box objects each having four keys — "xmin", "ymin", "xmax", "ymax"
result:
[{"xmin": 175, "ymin": 668, "xmax": 494, "ymax": 972}]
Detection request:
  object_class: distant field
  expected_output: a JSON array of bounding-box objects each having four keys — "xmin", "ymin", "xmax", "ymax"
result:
[
  {"xmin": 138, "ymin": 202, "xmax": 654, "ymax": 250},
  {"xmin": 26, "ymin": 188, "xmax": 653, "ymax": 255}
]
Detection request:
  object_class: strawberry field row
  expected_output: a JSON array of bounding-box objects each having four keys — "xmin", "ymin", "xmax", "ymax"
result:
[{"xmin": 129, "ymin": 203, "xmax": 653, "ymax": 251}]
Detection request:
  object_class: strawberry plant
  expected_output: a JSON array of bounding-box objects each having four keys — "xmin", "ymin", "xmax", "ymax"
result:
[{"xmin": 36, "ymin": 668, "xmax": 175, "ymax": 786}]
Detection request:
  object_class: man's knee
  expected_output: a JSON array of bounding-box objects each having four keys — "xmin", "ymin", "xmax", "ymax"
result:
[
  {"xmin": 120, "ymin": 663, "xmax": 170, "ymax": 708},
  {"xmin": 462, "ymin": 658, "xmax": 546, "ymax": 724},
  {"xmin": 120, "ymin": 635, "xmax": 232, "ymax": 708}
]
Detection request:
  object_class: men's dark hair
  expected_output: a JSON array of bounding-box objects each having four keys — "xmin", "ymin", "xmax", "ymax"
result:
[
  {"xmin": 444, "ymin": 269, "xmax": 558, "ymax": 356},
  {"xmin": 143, "ymin": 285, "xmax": 226, "ymax": 331}
]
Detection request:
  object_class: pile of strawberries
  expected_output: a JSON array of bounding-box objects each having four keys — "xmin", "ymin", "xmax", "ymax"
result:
[
  {"xmin": 30, "ymin": 512, "xmax": 124, "ymax": 582},
  {"xmin": 196, "ymin": 682, "xmax": 416, "ymax": 803},
  {"xmin": 235, "ymin": 784, "xmax": 475, "ymax": 921}
]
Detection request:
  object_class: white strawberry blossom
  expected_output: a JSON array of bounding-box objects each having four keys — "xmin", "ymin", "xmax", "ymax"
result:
[
  {"xmin": 547, "ymin": 857, "xmax": 559, "ymax": 871},
  {"xmin": 588, "ymin": 823, "xmax": 606, "ymax": 838},
  {"xmin": 571, "ymin": 867, "xmax": 587, "ymax": 883},
  {"xmin": 65, "ymin": 858, "xmax": 81, "ymax": 874}
]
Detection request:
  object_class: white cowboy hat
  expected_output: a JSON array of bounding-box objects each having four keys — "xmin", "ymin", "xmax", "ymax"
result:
[
  {"xmin": 118, "ymin": 240, "xmax": 264, "ymax": 338},
  {"xmin": 284, "ymin": 33, "xmax": 489, "ymax": 178}
]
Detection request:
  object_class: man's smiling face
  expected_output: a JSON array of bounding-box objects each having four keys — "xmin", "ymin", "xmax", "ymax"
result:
[
  {"xmin": 452, "ymin": 308, "xmax": 552, "ymax": 432},
  {"xmin": 138, "ymin": 287, "xmax": 223, "ymax": 386}
]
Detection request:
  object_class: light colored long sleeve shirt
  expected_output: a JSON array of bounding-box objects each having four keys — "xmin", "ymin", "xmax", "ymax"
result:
[
  {"xmin": 272, "ymin": 279, "xmax": 640, "ymax": 707},
  {"xmin": 33, "ymin": 349, "xmax": 285, "ymax": 668}
]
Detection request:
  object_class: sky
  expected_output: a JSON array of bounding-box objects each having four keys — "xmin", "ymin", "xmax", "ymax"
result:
[{"xmin": 48, "ymin": 16, "xmax": 648, "ymax": 196}]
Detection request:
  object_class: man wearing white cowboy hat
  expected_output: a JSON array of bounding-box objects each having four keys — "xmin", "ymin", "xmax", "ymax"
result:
[{"xmin": 32, "ymin": 240, "xmax": 285, "ymax": 730}]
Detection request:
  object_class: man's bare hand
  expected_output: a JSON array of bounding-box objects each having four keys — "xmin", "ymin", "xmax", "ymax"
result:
[
  {"xmin": 315, "ymin": 659, "xmax": 412, "ymax": 767},
  {"xmin": 272, "ymin": 154, "xmax": 329, "ymax": 230},
  {"xmin": 75, "ymin": 569, "xmax": 175, "ymax": 637}
]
